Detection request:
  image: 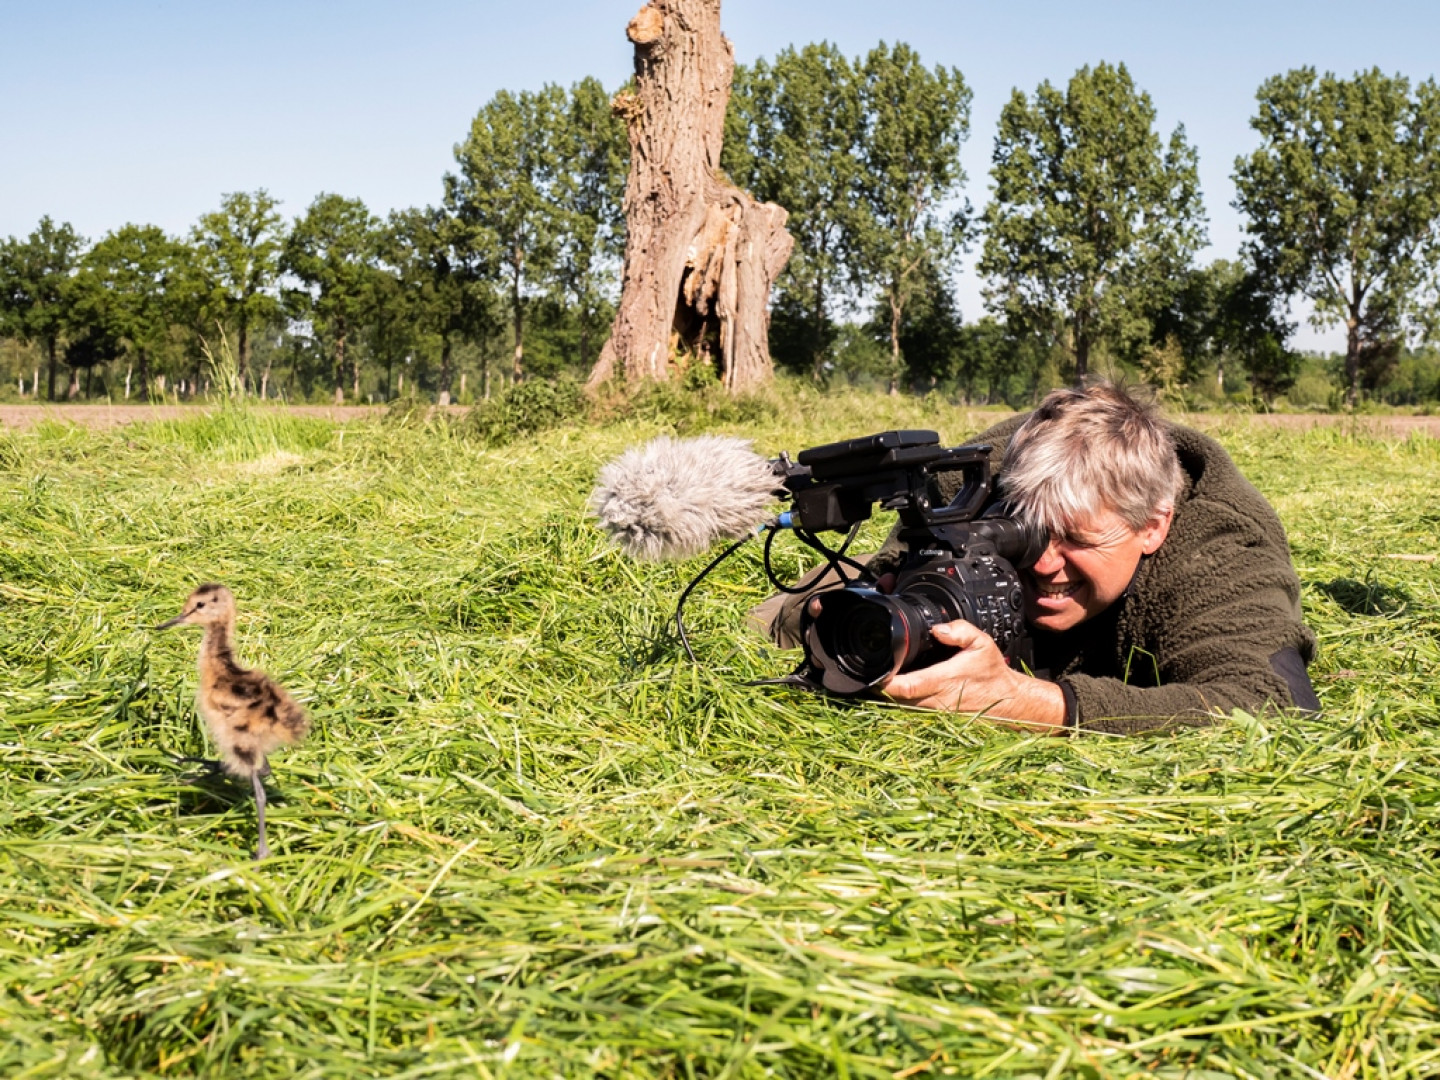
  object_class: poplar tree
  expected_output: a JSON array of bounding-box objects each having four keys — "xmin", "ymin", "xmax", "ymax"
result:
[
  {"xmin": 283, "ymin": 194, "xmax": 380, "ymax": 404},
  {"xmin": 447, "ymin": 85, "xmax": 566, "ymax": 382},
  {"xmin": 69, "ymin": 224, "xmax": 184, "ymax": 398},
  {"xmin": 384, "ymin": 206, "xmax": 492, "ymax": 405},
  {"xmin": 551, "ymin": 76, "xmax": 627, "ymax": 372},
  {"xmin": 1150, "ymin": 259, "xmax": 1296, "ymax": 399},
  {"xmin": 980, "ymin": 62, "xmax": 1206, "ymax": 380},
  {"xmin": 727, "ymin": 43, "xmax": 863, "ymax": 379},
  {"xmin": 1233, "ymin": 67, "xmax": 1440, "ymax": 407},
  {"xmin": 0, "ymin": 217, "xmax": 85, "ymax": 401},
  {"xmin": 192, "ymin": 190, "xmax": 285, "ymax": 394},
  {"xmin": 851, "ymin": 43, "xmax": 972, "ymax": 394}
]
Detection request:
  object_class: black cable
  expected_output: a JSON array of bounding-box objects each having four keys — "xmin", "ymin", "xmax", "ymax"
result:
[
  {"xmin": 763, "ymin": 519, "xmax": 874, "ymax": 594},
  {"xmin": 763, "ymin": 525, "xmax": 810, "ymax": 594},
  {"xmin": 678, "ymin": 520, "xmax": 875, "ymax": 665},
  {"xmin": 763, "ymin": 520, "xmax": 867, "ymax": 593},
  {"xmin": 674, "ymin": 534, "xmax": 754, "ymax": 663},
  {"xmin": 796, "ymin": 526, "xmax": 874, "ymax": 583}
]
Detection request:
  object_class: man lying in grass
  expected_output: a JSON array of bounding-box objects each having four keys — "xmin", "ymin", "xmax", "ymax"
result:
[{"xmin": 757, "ymin": 381, "xmax": 1321, "ymax": 734}]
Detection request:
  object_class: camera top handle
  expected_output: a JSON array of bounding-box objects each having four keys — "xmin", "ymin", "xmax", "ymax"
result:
[{"xmin": 786, "ymin": 430, "xmax": 997, "ymax": 534}]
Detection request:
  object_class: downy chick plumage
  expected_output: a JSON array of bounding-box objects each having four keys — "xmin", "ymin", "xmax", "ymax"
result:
[{"xmin": 159, "ymin": 583, "xmax": 309, "ymax": 858}]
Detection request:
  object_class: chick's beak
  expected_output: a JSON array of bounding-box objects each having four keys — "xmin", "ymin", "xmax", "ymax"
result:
[{"xmin": 154, "ymin": 612, "xmax": 190, "ymax": 630}]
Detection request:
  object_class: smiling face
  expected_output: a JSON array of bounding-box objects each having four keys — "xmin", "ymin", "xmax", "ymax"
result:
[{"xmin": 1021, "ymin": 505, "xmax": 1173, "ymax": 633}]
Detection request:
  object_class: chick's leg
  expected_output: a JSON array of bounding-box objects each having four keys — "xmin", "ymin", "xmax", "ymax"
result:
[{"xmin": 252, "ymin": 771, "xmax": 271, "ymax": 861}]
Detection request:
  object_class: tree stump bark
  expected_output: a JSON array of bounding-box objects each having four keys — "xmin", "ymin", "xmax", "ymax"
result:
[{"xmin": 586, "ymin": 0, "xmax": 792, "ymax": 394}]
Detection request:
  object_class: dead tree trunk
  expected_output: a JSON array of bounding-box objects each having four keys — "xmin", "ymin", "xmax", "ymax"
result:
[
  {"xmin": 333, "ymin": 330, "xmax": 347, "ymax": 406},
  {"xmin": 510, "ymin": 255, "xmax": 525, "ymax": 381},
  {"xmin": 238, "ymin": 314, "xmax": 251, "ymax": 395},
  {"xmin": 438, "ymin": 337, "xmax": 454, "ymax": 407},
  {"xmin": 585, "ymin": 0, "xmax": 792, "ymax": 394}
]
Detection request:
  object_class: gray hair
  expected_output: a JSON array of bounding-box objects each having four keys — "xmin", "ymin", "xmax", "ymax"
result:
[{"xmin": 1001, "ymin": 381, "xmax": 1184, "ymax": 536}]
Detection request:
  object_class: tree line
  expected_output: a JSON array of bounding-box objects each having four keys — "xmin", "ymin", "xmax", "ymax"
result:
[
  {"xmin": 3, "ymin": 51, "xmax": 1438, "ymax": 408},
  {"xmin": 0, "ymin": 76, "xmax": 626, "ymax": 408}
]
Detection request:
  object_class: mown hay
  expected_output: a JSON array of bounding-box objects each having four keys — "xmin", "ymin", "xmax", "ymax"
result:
[{"xmin": 1, "ymin": 404, "xmax": 1437, "ymax": 1077}]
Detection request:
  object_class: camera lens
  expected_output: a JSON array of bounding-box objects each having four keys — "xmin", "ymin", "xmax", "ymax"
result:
[
  {"xmin": 837, "ymin": 603, "xmax": 896, "ymax": 674},
  {"xmin": 802, "ymin": 560, "xmax": 1022, "ymax": 696},
  {"xmin": 903, "ymin": 581, "xmax": 962, "ymax": 630},
  {"xmin": 808, "ymin": 589, "xmax": 910, "ymax": 688}
]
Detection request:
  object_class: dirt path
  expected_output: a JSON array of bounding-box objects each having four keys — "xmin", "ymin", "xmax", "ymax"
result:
[{"xmin": 3, "ymin": 402, "xmax": 1439, "ymax": 438}]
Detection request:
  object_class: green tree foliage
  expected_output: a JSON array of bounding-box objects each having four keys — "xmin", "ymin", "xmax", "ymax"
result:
[
  {"xmin": 69, "ymin": 224, "xmax": 185, "ymax": 400},
  {"xmin": 1148, "ymin": 261, "xmax": 1232, "ymax": 387},
  {"xmin": 159, "ymin": 246, "xmax": 222, "ymax": 396},
  {"xmin": 1233, "ymin": 67, "xmax": 1440, "ymax": 407},
  {"xmin": 283, "ymin": 194, "xmax": 380, "ymax": 404},
  {"xmin": 18, "ymin": 51, "xmax": 1440, "ymax": 412},
  {"xmin": 383, "ymin": 206, "xmax": 493, "ymax": 405},
  {"xmin": 1243, "ymin": 335, "xmax": 1305, "ymax": 406},
  {"xmin": 1374, "ymin": 345, "xmax": 1440, "ymax": 405},
  {"xmin": 952, "ymin": 316, "xmax": 1008, "ymax": 403},
  {"xmin": 726, "ymin": 43, "xmax": 863, "ymax": 380},
  {"xmin": 1151, "ymin": 259, "xmax": 1297, "ymax": 401},
  {"xmin": 551, "ymin": 77, "xmax": 626, "ymax": 373},
  {"xmin": 950, "ymin": 317, "xmax": 1055, "ymax": 406},
  {"xmin": 364, "ymin": 252, "xmax": 419, "ymax": 402},
  {"xmin": 1214, "ymin": 265, "xmax": 1300, "ymax": 404},
  {"xmin": 0, "ymin": 216, "xmax": 86, "ymax": 400},
  {"xmin": 852, "ymin": 43, "xmax": 972, "ymax": 393},
  {"xmin": 62, "ymin": 326, "xmax": 124, "ymax": 398},
  {"xmin": 980, "ymin": 62, "xmax": 1206, "ymax": 381},
  {"xmin": 192, "ymin": 190, "xmax": 286, "ymax": 393},
  {"xmin": 447, "ymin": 84, "xmax": 567, "ymax": 382},
  {"xmin": 895, "ymin": 258, "xmax": 964, "ymax": 389}
]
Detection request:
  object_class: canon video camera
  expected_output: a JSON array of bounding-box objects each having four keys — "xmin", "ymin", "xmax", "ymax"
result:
[{"xmin": 770, "ymin": 430, "xmax": 1048, "ymax": 696}]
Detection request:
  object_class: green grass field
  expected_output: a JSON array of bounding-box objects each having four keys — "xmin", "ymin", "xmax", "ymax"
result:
[{"xmin": 2, "ymin": 394, "xmax": 1438, "ymax": 1078}]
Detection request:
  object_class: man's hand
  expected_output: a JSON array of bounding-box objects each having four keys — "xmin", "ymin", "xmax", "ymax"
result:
[{"xmin": 881, "ymin": 620, "xmax": 1069, "ymax": 733}]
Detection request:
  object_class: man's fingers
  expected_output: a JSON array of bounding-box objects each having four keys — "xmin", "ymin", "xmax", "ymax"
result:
[
  {"xmin": 931, "ymin": 620, "xmax": 984, "ymax": 648},
  {"xmin": 882, "ymin": 671, "xmax": 921, "ymax": 699},
  {"xmin": 885, "ymin": 623, "xmax": 983, "ymax": 698},
  {"xmin": 883, "ymin": 668, "xmax": 955, "ymax": 701}
]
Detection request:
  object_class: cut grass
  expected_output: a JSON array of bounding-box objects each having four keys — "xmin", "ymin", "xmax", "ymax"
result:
[{"xmin": 1, "ymin": 398, "xmax": 1438, "ymax": 1078}]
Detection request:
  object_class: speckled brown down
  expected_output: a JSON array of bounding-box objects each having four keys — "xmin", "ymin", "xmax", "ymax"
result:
[{"xmin": 157, "ymin": 584, "xmax": 309, "ymax": 858}]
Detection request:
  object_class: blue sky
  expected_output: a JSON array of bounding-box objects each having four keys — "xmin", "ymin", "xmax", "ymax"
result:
[{"xmin": 3, "ymin": 0, "xmax": 1437, "ymax": 350}]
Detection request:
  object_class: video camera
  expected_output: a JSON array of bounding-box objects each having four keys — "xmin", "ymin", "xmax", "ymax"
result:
[{"xmin": 769, "ymin": 430, "xmax": 1048, "ymax": 696}]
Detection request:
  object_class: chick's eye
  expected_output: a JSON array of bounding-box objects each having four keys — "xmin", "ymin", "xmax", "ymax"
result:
[{"xmin": 196, "ymin": 601, "xmax": 206, "ymax": 608}]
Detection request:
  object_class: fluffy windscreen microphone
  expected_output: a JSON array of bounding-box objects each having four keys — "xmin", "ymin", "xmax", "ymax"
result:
[{"xmin": 591, "ymin": 434, "xmax": 784, "ymax": 560}]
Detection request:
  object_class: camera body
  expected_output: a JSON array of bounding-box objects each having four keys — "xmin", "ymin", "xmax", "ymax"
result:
[{"xmin": 775, "ymin": 430, "xmax": 1048, "ymax": 696}]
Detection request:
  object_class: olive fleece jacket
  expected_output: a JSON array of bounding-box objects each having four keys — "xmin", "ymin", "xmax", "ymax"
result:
[{"xmin": 760, "ymin": 414, "xmax": 1318, "ymax": 735}]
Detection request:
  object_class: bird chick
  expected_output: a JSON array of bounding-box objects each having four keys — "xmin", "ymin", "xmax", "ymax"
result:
[{"xmin": 158, "ymin": 583, "xmax": 309, "ymax": 860}]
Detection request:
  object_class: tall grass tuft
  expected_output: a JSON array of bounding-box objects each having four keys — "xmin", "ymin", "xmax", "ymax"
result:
[
  {"xmin": 198, "ymin": 325, "xmax": 245, "ymax": 403},
  {"xmin": 1, "ymin": 404, "xmax": 1437, "ymax": 1077}
]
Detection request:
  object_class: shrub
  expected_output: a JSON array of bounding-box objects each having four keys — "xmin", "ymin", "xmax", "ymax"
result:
[
  {"xmin": 596, "ymin": 363, "xmax": 779, "ymax": 433},
  {"xmin": 1285, "ymin": 370, "xmax": 1338, "ymax": 411},
  {"xmin": 458, "ymin": 375, "xmax": 588, "ymax": 446}
]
